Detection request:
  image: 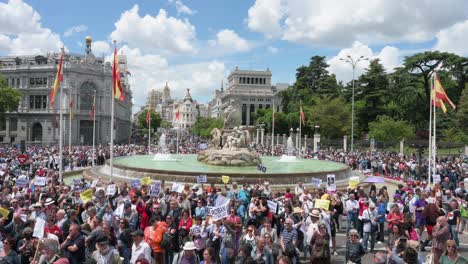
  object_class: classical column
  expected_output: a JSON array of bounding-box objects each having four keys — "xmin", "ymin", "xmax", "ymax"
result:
[
  {"xmin": 260, "ymin": 128, "xmax": 265, "ymax": 145},
  {"xmin": 400, "ymin": 139, "xmax": 404, "ymax": 155},
  {"xmin": 276, "ymin": 134, "xmax": 280, "ymax": 146},
  {"xmin": 304, "ymin": 135, "xmax": 308, "ymax": 151},
  {"xmin": 313, "ymin": 132, "xmax": 321, "ymax": 152},
  {"xmin": 256, "ymin": 129, "xmax": 259, "ymax": 145},
  {"xmin": 343, "ymin": 135, "xmax": 347, "ymax": 152},
  {"xmin": 5, "ymin": 118, "xmax": 10, "ymax": 141},
  {"xmin": 370, "ymin": 138, "xmax": 375, "ymax": 152}
]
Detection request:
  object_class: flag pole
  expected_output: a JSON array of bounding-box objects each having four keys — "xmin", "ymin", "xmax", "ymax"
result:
[
  {"xmin": 428, "ymin": 75, "xmax": 433, "ymax": 185},
  {"xmin": 432, "ymin": 76, "xmax": 437, "ymax": 185},
  {"xmin": 68, "ymin": 89, "xmax": 72, "ymax": 154},
  {"xmin": 59, "ymin": 47, "xmax": 64, "ymax": 183},
  {"xmin": 110, "ymin": 41, "xmax": 116, "ymax": 181},
  {"xmin": 271, "ymin": 99, "xmax": 275, "ymax": 155},
  {"xmin": 148, "ymin": 109, "xmax": 151, "ymax": 154},
  {"xmin": 92, "ymin": 90, "xmax": 96, "ymax": 167}
]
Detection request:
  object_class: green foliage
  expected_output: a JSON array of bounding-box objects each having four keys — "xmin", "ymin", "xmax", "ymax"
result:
[
  {"xmin": 0, "ymin": 75, "xmax": 22, "ymax": 114},
  {"xmin": 137, "ymin": 109, "xmax": 162, "ymax": 133},
  {"xmin": 368, "ymin": 115, "xmax": 415, "ymax": 141},
  {"xmin": 190, "ymin": 117, "xmax": 223, "ymax": 138},
  {"xmin": 440, "ymin": 128, "xmax": 468, "ymax": 144},
  {"xmin": 308, "ymin": 97, "xmax": 351, "ymax": 139},
  {"xmin": 457, "ymin": 85, "xmax": 468, "ymax": 131}
]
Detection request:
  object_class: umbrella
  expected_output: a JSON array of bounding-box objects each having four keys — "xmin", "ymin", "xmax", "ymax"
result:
[{"xmin": 363, "ymin": 176, "xmax": 386, "ymax": 183}]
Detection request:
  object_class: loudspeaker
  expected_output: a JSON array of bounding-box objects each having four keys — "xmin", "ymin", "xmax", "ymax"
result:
[{"xmin": 20, "ymin": 140, "xmax": 25, "ymax": 153}]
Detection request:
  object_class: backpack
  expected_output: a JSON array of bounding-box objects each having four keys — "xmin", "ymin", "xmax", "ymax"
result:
[{"xmin": 160, "ymin": 232, "xmax": 174, "ymax": 250}]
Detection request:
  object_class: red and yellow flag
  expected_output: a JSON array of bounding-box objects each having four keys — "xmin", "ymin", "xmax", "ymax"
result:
[
  {"xmin": 49, "ymin": 52, "xmax": 64, "ymax": 107},
  {"xmin": 175, "ymin": 106, "xmax": 180, "ymax": 121},
  {"xmin": 431, "ymin": 72, "xmax": 456, "ymax": 114},
  {"xmin": 300, "ymin": 105, "xmax": 306, "ymax": 125},
  {"xmin": 112, "ymin": 47, "xmax": 125, "ymax": 102},
  {"xmin": 146, "ymin": 107, "xmax": 151, "ymax": 125}
]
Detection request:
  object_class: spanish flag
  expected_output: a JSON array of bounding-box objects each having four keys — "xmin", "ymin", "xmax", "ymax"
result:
[
  {"xmin": 300, "ymin": 105, "xmax": 306, "ymax": 125},
  {"xmin": 146, "ymin": 107, "xmax": 151, "ymax": 125},
  {"xmin": 112, "ymin": 47, "xmax": 125, "ymax": 102},
  {"xmin": 431, "ymin": 72, "xmax": 456, "ymax": 114},
  {"xmin": 175, "ymin": 106, "xmax": 180, "ymax": 121},
  {"xmin": 49, "ymin": 52, "xmax": 64, "ymax": 107}
]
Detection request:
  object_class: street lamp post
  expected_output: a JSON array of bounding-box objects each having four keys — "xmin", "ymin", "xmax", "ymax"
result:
[{"xmin": 340, "ymin": 55, "xmax": 368, "ymax": 153}]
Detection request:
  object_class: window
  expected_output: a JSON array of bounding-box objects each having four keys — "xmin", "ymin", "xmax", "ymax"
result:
[
  {"xmin": 29, "ymin": 77, "xmax": 48, "ymax": 87},
  {"xmin": 35, "ymin": 95, "xmax": 42, "ymax": 109},
  {"xmin": 10, "ymin": 118, "xmax": 17, "ymax": 131},
  {"xmin": 42, "ymin": 95, "xmax": 47, "ymax": 109},
  {"xmin": 29, "ymin": 96, "xmax": 34, "ymax": 109}
]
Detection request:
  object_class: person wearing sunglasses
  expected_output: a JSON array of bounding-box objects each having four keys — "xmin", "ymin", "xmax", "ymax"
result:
[
  {"xmin": 0, "ymin": 237, "xmax": 18, "ymax": 264},
  {"xmin": 439, "ymin": 239, "xmax": 468, "ymax": 264},
  {"xmin": 345, "ymin": 229, "xmax": 365, "ymax": 264}
]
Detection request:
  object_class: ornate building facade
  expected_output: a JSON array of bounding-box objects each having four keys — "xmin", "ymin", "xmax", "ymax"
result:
[{"xmin": 0, "ymin": 37, "xmax": 133, "ymax": 145}]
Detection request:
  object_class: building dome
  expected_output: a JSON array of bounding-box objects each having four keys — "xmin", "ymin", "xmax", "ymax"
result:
[
  {"xmin": 183, "ymin": 88, "xmax": 193, "ymax": 102},
  {"xmin": 85, "ymin": 36, "xmax": 92, "ymax": 43}
]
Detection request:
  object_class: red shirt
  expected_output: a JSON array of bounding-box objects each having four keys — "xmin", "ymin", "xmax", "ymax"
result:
[{"xmin": 45, "ymin": 224, "xmax": 63, "ymax": 237}]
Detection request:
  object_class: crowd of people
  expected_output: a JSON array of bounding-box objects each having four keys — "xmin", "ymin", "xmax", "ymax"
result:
[{"xmin": 0, "ymin": 129, "xmax": 466, "ymax": 264}]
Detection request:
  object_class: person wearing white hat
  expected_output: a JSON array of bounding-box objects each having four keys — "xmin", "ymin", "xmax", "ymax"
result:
[{"xmin": 173, "ymin": 241, "xmax": 199, "ymax": 264}]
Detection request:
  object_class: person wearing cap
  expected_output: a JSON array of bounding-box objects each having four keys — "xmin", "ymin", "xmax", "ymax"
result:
[
  {"xmin": 173, "ymin": 241, "xmax": 199, "ymax": 264},
  {"xmin": 130, "ymin": 229, "xmax": 151, "ymax": 264},
  {"xmin": 91, "ymin": 234, "xmax": 122, "ymax": 264}
]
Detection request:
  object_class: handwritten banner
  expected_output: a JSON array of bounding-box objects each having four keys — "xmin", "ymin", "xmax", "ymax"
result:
[
  {"xmin": 15, "ymin": 178, "xmax": 29, "ymax": 188},
  {"xmin": 314, "ymin": 199, "xmax": 330, "ymax": 210},
  {"xmin": 150, "ymin": 181, "xmax": 162, "ymax": 196},
  {"xmin": 80, "ymin": 189, "xmax": 93, "ymax": 204},
  {"xmin": 106, "ymin": 184, "xmax": 116, "ymax": 196},
  {"xmin": 34, "ymin": 176, "xmax": 46, "ymax": 186},
  {"xmin": 197, "ymin": 175, "xmax": 207, "ymax": 183},
  {"xmin": 207, "ymin": 203, "xmax": 230, "ymax": 221}
]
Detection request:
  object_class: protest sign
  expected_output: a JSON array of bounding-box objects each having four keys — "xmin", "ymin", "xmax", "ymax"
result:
[
  {"xmin": 130, "ymin": 179, "xmax": 142, "ymax": 189},
  {"xmin": 314, "ymin": 199, "xmax": 330, "ymax": 210},
  {"xmin": 106, "ymin": 184, "xmax": 116, "ymax": 196},
  {"xmin": 73, "ymin": 178, "xmax": 81, "ymax": 186},
  {"xmin": 257, "ymin": 164, "xmax": 267, "ymax": 173},
  {"xmin": 33, "ymin": 218, "xmax": 45, "ymax": 239},
  {"xmin": 80, "ymin": 189, "xmax": 93, "ymax": 204},
  {"xmin": 215, "ymin": 195, "xmax": 230, "ymax": 207},
  {"xmin": 91, "ymin": 179, "xmax": 99, "ymax": 188},
  {"xmin": 0, "ymin": 208, "xmax": 10, "ymax": 218},
  {"xmin": 150, "ymin": 181, "xmax": 161, "ymax": 196},
  {"xmin": 267, "ymin": 200, "xmax": 279, "ymax": 214},
  {"xmin": 114, "ymin": 203, "xmax": 124, "ymax": 218},
  {"xmin": 221, "ymin": 175, "xmax": 230, "ymax": 184},
  {"xmin": 197, "ymin": 175, "xmax": 207, "ymax": 183},
  {"xmin": 349, "ymin": 176, "xmax": 360, "ymax": 188},
  {"xmin": 208, "ymin": 203, "xmax": 230, "ymax": 221},
  {"xmin": 327, "ymin": 174, "xmax": 336, "ymax": 192},
  {"xmin": 171, "ymin": 182, "xmax": 184, "ymax": 193},
  {"xmin": 34, "ymin": 176, "xmax": 46, "ymax": 186},
  {"xmin": 433, "ymin": 174, "xmax": 441, "ymax": 183},
  {"xmin": 15, "ymin": 178, "xmax": 29, "ymax": 188},
  {"xmin": 311, "ymin": 178, "xmax": 322, "ymax": 187},
  {"xmin": 141, "ymin": 177, "xmax": 152, "ymax": 186}
]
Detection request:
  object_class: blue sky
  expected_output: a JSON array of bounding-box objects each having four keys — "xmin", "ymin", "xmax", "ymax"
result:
[{"xmin": 1, "ymin": 0, "xmax": 467, "ymax": 112}]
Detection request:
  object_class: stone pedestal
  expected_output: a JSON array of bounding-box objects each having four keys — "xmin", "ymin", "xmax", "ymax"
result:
[
  {"xmin": 198, "ymin": 148, "xmax": 261, "ymax": 166},
  {"xmin": 313, "ymin": 133, "xmax": 321, "ymax": 152},
  {"xmin": 400, "ymin": 140, "xmax": 404, "ymax": 155},
  {"xmin": 256, "ymin": 129, "xmax": 259, "ymax": 145},
  {"xmin": 343, "ymin": 135, "xmax": 347, "ymax": 151},
  {"xmin": 276, "ymin": 134, "xmax": 280, "ymax": 146}
]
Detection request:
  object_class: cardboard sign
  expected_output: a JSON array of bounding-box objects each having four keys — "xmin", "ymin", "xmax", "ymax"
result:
[
  {"xmin": 327, "ymin": 174, "xmax": 336, "ymax": 192},
  {"xmin": 106, "ymin": 184, "xmax": 116, "ymax": 196},
  {"xmin": 221, "ymin": 175, "xmax": 230, "ymax": 184},
  {"xmin": 141, "ymin": 177, "xmax": 152, "ymax": 186},
  {"xmin": 315, "ymin": 199, "xmax": 331, "ymax": 210},
  {"xmin": 80, "ymin": 189, "xmax": 93, "ymax": 204},
  {"xmin": 197, "ymin": 175, "xmax": 207, "ymax": 183},
  {"xmin": 34, "ymin": 176, "xmax": 46, "ymax": 186},
  {"xmin": 349, "ymin": 176, "xmax": 360, "ymax": 188},
  {"xmin": 0, "ymin": 208, "xmax": 10, "ymax": 218},
  {"xmin": 33, "ymin": 218, "xmax": 45, "ymax": 239},
  {"xmin": 208, "ymin": 203, "xmax": 230, "ymax": 221},
  {"xmin": 150, "ymin": 181, "xmax": 161, "ymax": 197},
  {"xmin": 257, "ymin": 164, "xmax": 267, "ymax": 173},
  {"xmin": 433, "ymin": 174, "xmax": 441, "ymax": 183},
  {"xmin": 267, "ymin": 200, "xmax": 279, "ymax": 214},
  {"xmin": 311, "ymin": 178, "xmax": 322, "ymax": 187},
  {"xmin": 15, "ymin": 178, "xmax": 29, "ymax": 188},
  {"xmin": 130, "ymin": 179, "xmax": 142, "ymax": 189}
]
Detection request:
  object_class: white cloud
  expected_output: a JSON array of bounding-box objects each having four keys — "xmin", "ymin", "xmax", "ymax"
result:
[
  {"xmin": 64, "ymin": 24, "xmax": 87, "ymax": 37},
  {"xmin": 434, "ymin": 20, "xmax": 468, "ymax": 56},
  {"xmin": 110, "ymin": 5, "xmax": 196, "ymax": 54},
  {"xmin": 208, "ymin": 29, "xmax": 250, "ymax": 53},
  {"xmin": 92, "ymin": 40, "xmax": 111, "ymax": 55},
  {"xmin": 328, "ymin": 41, "xmax": 401, "ymax": 83},
  {"xmin": 0, "ymin": 0, "xmax": 64, "ymax": 55},
  {"xmin": 108, "ymin": 46, "xmax": 225, "ymax": 112},
  {"xmin": 247, "ymin": 0, "xmax": 284, "ymax": 39},
  {"xmin": 169, "ymin": 0, "xmax": 195, "ymax": 15},
  {"xmin": 247, "ymin": 0, "xmax": 468, "ymax": 47},
  {"xmin": 267, "ymin": 46, "xmax": 279, "ymax": 54}
]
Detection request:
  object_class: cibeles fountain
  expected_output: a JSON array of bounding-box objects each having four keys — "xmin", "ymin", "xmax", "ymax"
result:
[
  {"xmin": 86, "ymin": 100, "xmax": 352, "ymax": 186},
  {"xmin": 197, "ymin": 100, "xmax": 261, "ymax": 166}
]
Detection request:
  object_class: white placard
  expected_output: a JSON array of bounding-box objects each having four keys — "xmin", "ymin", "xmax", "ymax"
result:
[
  {"xmin": 311, "ymin": 178, "xmax": 322, "ymax": 187},
  {"xmin": 197, "ymin": 175, "xmax": 207, "ymax": 183},
  {"xmin": 171, "ymin": 182, "xmax": 184, "ymax": 193},
  {"xmin": 215, "ymin": 195, "xmax": 230, "ymax": 207},
  {"xmin": 34, "ymin": 176, "xmax": 46, "ymax": 186},
  {"xmin": 33, "ymin": 218, "xmax": 45, "ymax": 239},
  {"xmin": 267, "ymin": 200, "xmax": 278, "ymax": 214},
  {"xmin": 207, "ymin": 203, "xmax": 230, "ymax": 221},
  {"xmin": 16, "ymin": 178, "xmax": 29, "ymax": 188},
  {"xmin": 91, "ymin": 179, "xmax": 99, "ymax": 188},
  {"xmin": 150, "ymin": 182, "xmax": 161, "ymax": 197},
  {"xmin": 106, "ymin": 184, "xmax": 116, "ymax": 196},
  {"xmin": 327, "ymin": 174, "xmax": 336, "ymax": 192},
  {"xmin": 433, "ymin": 174, "xmax": 441, "ymax": 183}
]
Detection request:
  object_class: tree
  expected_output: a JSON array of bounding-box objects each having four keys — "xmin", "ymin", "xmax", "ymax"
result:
[
  {"xmin": 190, "ymin": 117, "xmax": 223, "ymax": 138},
  {"xmin": 456, "ymin": 84, "xmax": 468, "ymax": 132},
  {"xmin": 308, "ymin": 96, "xmax": 351, "ymax": 139},
  {"xmin": 0, "ymin": 75, "xmax": 22, "ymax": 129},
  {"xmin": 137, "ymin": 109, "xmax": 162, "ymax": 133},
  {"xmin": 368, "ymin": 115, "xmax": 415, "ymax": 142}
]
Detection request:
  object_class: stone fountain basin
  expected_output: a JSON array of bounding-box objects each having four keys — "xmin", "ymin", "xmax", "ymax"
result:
[{"xmin": 94, "ymin": 154, "xmax": 351, "ymax": 185}]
